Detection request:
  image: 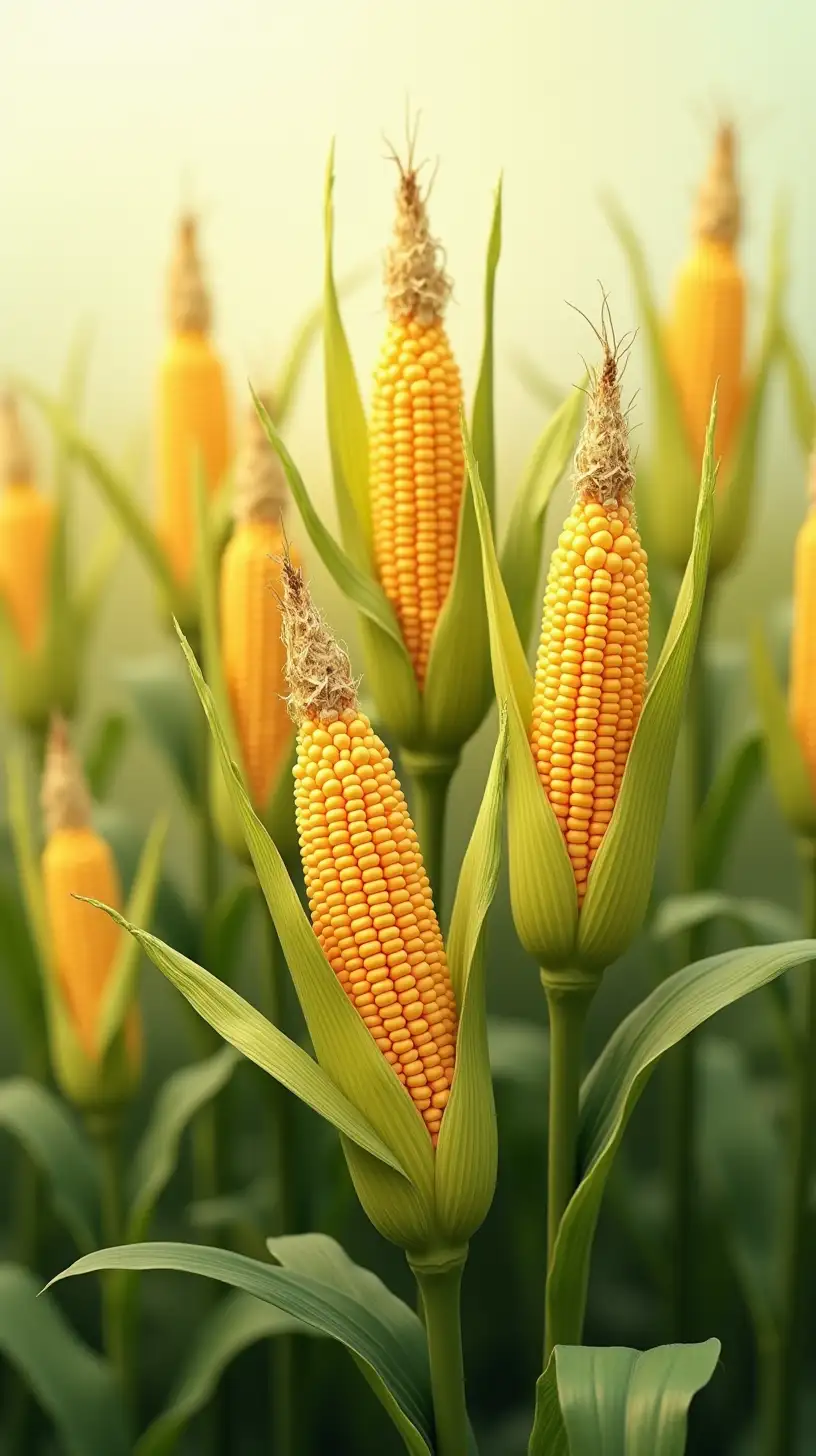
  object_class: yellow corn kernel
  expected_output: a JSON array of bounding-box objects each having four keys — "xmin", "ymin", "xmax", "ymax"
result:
[
  {"xmin": 530, "ymin": 326, "xmax": 649, "ymax": 905},
  {"xmin": 790, "ymin": 464, "xmax": 816, "ymax": 786},
  {"xmin": 157, "ymin": 215, "xmax": 230, "ymax": 585},
  {"xmin": 370, "ymin": 164, "xmax": 464, "ymax": 688},
  {"xmin": 294, "ymin": 709, "xmax": 457, "ymax": 1141},
  {"xmin": 666, "ymin": 122, "xmax": 745, "ymax": 469},
  {"xmin": 0, "ymin": 394, "xmax": 54, "ymax": 652}
]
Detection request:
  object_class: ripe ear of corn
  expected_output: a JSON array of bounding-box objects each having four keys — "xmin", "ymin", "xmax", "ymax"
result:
[
  {"xmin": 530, "ymin": 334, "xmax": 649, "ymax": 905},
  {"xmin": 666, "ymin": 123, "xmax": 745, "ymax": 469},
  {"xmin": 220, "ymin": 399, "xmax": 294, "ymax": 810},
  {"xmin": 157, "ymin": 215, "xmax": 230, "ymax": 586},
  {"xmin": 0, "ymin": 394, "xmax": 54, "ymax": 652},
  {"xmin": 282, "ymin": 557, "xmax": 458, "ymax": 1144},
  {"xmin": 789, "ymin": 462, "xmax": 816, "ymax": 789},
  {"xmin": 370, "ymin": 163, "xmax": 464, "ymax": 690}
]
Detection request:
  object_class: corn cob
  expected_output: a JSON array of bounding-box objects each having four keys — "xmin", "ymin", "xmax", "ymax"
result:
[
  {"xmin": 41, "ymin": 718, "xmax": 135, "ymax": 1063},
  {"xmin": 282, "ymin": 557, "xmax": 457, "ymax": 1142},
  {"xmin": 220, "ymin": 397, "xmax": 294, "ymax": 810},
  {"xmin": 0, "ymin": 392, "xmax": 54, "ymax": 651},
  {"xmin": 157, "ymin": 214, "xmax": 231, "ymax": 585},
  {"xmin": 666, "ymin": 122, "xmax": 744, "ymax": 469},
  {"xmin": 370, "ymin": 156, "xmax": 464, "ymax": 688},
  {"xmin": 790, "ymin": 453, "xmax": 816, "ymax": 788},
  {"xmin": 530, "ymin": 321, "xmax": 649, "ymax": 905}
]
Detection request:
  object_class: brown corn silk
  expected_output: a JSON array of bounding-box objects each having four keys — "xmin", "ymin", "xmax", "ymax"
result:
[
  {"xmin": 369, "ymin": 155, "xmax": 464, "ymax": 688},
  {"xmin": 530, "ymin": 324, "xmax": 650, "ymax": 905},
  {"xmin": 282, "ymin": 557, "xmax": 457, "ymax": 1142}
]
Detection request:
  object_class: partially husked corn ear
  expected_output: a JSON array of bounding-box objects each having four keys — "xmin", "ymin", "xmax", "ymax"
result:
[
  {"xmin": 41, "ymin": 718, "xmax": 138, "ymax": 1068},
  {"xmin": 370, "ymin": 159, "xmax": 464, "ymax": 689},
  {"xmin": 0, "ymin": 392, "xmax": 54, "ymax": 651},
  {"xmin": 666, "ymin": 122, "xmax": 744, "ymax": 468},
  {"xmin": 157, "ymin": 214, "xmax": 231, "ymax": 585},
  {"xmin": 530, "ymin": 325, "xmax": 649, "ymax": 904},
  {"xmin": 282, "ymin": 557, "xmax": 457, "ymax": 1143},
  {"xmin": 220, "ymin": 397, "xmax": 294, "ymax": 810},
  {"xmin": 789, "ymin": 453, "xmax": 816, "ymax": 788}
]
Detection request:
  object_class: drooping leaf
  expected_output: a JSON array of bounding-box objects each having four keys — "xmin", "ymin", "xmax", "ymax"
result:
[
  {"xmin": 0, "ymin": 1079, "xmax": 99, "ymax": 1251},
  {"xmin": 0, "ymin": 1264, "xmax": 132, "ymax": 1456},
  {"xmin": 694, "ymin": 728, "xmax": 764, "ymax": 888},
  {"xmin": 127, "ymin": 1047, "xmax": 240, "ymax": 1242},
  {"xmin": 51, "ymin": 1241, "xmax": 434, "ymax": 1456},
  {"xmin": 652, "ymin": 893, "xmax": 800, "ymax": 946},
  {"xmin": 546, "ymin": 939, "xmax": 816, "ymax": 1348}
]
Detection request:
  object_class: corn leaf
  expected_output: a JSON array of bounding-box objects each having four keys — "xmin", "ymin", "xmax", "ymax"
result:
[
  {"xmin": 530, "ymin": 1339, "xmax": 720, "ymax": 1456},
  {"xmin": 577, "ymin": 398, "xmax": 717, "ymax": 968},
  {"xmin": 423, "ymin": 182, "xmax": 502, "ymax": 749},
  {"xmin": 512, "ymin": 352, "xmax": 567, "ymax": 410},
  {"xmin": 778, "ymin": 322, "xmax": 815, "ymax": 453},
  {"xmin": 136, "ymin": 1291, "xmax": 307, "ymax": 1456},
  {"xmin": 0, "ymin": 866, "xmax": 45, "ymax": 1058},
  {"xmin": 0, "ymin": 1079, "xmax": 99, "ymax": 1252},
  {"xmin": 95, "ymin": 816, "xmax": 167, "ymax": 1060},
  {"xmin": 435, "ymin": 709, "xmax": 506, "ymax": 1241},
  {"xmin": 500, "ymin": 383, "xmax": 585, "ymax": 650},
  {"xmin": 86, "ymin": 903, "xmax": 403, "ymax": 1174},
  {"xmin": 466, "ymin": 420, "xmax": 578, "ymax": 965},
  {"xmin": 127, "ymin": 1047, "xmax": 240, "ymax": 1242},
  {"xmin": 272, "ymin": 261, "xmax": 374, "ymax": 427},
  {"xmin": 652, "ymin": 893, "xmax": 800, "ymax": 946},
  {"xmin": 546, "ymin": 939, "xmax": 816, "ymax": 1348},
  {"xmin": 751, "ymin": 622, "xmax": 816, "ymax": 836},
  {"xmin": 83, "ymin": 709, "xmax": 130, "ymax": 801},
  {"xmin": 120, "ymin": 652, "xmax": 202, "ymax": 803},
  {"xmin": 176, "ymin": 628, "xmax": 436, "ymax": 1207},
  {"xmin": 0, "ymin": 1264, "xmax": 132, "ymax": 1456},
  {"xmin": 323, "ymin": 146, "xmax": 372, "ymax": 558},
  {"xmin": 6, "ymin": 749, "xmax": 54, "ymax": 1001},
  {"xmin": 694, "ymin": 728, "xmax": 764, "ymax": 888},
  {"xmin": 202, "ymin": 874, "xmax": 257, "ymax": 985},
  {"xmin": 50, "ymin": 1241, "xmax": 435, "ymax": 1456}
]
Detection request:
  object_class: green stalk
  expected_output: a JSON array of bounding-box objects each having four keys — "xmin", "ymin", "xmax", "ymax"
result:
[
  {"xmin": 402, "ymin": 751, "xmax": 459, "ymax": 914},
  {"xmin": 668, "ymin": 596, "xmax": 710, "ymax": 1343},
  {"xmin": 88, "ymin": 1112, "xmax": 130, "ymax": 1401},
  {"xmin": 765, "ymin": 842, "xmax": 816, "ymax": 1456},
  {"xmin": 543, "ymin": 979, "xmax": 594, "ymax": 1360},
  {"xmin": 412, "ymin": 1259, "xmax": 469, "ymax": 1456}
]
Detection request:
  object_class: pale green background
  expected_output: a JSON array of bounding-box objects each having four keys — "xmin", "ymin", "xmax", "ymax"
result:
[{"xmin": 0, "ymin": 0, "xmax": 814, "ymax": 913}]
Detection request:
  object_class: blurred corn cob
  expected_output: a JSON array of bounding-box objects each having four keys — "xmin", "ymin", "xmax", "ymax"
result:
[
  {"xmin": 41, "ymin": 718, "xmax": 139, "ymax": 1076},
  {"xmin": 282, "ymin": 556, "xmax": 457, "ymax": 1143},
  {"xmin": 370, "ymin": 154, "xmax": 464, "ymax": 688},
  {"xmin": 666, "ymin": 122, "xmax": 745, "ymax": 469},
  {"xmin": 0, "ymin": 392, "xmax": 54, "ymax": 652},
  {"xmin": 530, "ymin": 318, "xmax": 649, "ymax": 904},
  {"xmin": 157, "ymin": 214, "xmax": 231, "ymax": 585},
  {"xmin": 220, "ymin": 396, "xmax": 295, "ymax": 811}
]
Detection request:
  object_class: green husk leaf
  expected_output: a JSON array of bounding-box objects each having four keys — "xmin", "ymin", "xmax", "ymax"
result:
[
  {"xmin": 694, "ymin": 728, "xmax": 764, "ymax": 888},
  {"xmin": 778, "ymin": 321, "xmax": 815, "ymax": 453},
  {"xmin": 127, "ymin": 1047, "xmax": 239, "ymax": 1242},
  {"xmin": 500, "ymin": 383, "xmax": 586, "ymax": 650},
  {"xmin": 323, "ymin": 145, "xmax": 372, "ymax": 558},
  {"xmin": 423, "ymin": 181, "xmax": 502, "ymax": 749},
  {"xmin": 0, "ymin": 1264, "xmax": 132, "ymax": 1456},
  {"xmin": 95, "ymin": 816, "xmax": 167, "ymax": 1059},
  {"xmin": 0, "ymin": 1078, "xmax": 99, "ymax": 1251},
  {"xmin": 750, "ymin": 622, "xmax": 816, "ymax": 836},
  {"xmin": 466, "ymin": 418, "xmax": 578, "ymax": 965},
  {"xmin": 546, "ymin": 939, "xmax": 816, "ymax": 1348},
  {"xmin": 434, "ymin": 709, "xmax": 506, "ymax": 1241},
  {"xmin": 50, "ymin": 1241, "xmax": 434, "ymax": 1455},
  {"xmin": 577, "ymin": 396, "xmax": 717, "ymax": 968}
]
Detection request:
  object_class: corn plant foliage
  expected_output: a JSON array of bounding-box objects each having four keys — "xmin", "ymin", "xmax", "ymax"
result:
[
  {"xmin": 750, "ymin": 623, "xmax": 816, "ymax": 836},
  {"xmin": 121, "ymin": 651, "xmax": 202, "ymax": 804},
  {"xmin": 778, "ymin": 321, "xmax": 815, "ymax": 452},
  {"xmin": 694, "ymin": 728, "xmax": 764, "ymax": 889},
  {"xmin": 546, "ymin": 939, "xmax": 816, "ymax": 1348},
  {"xmin": 83, "ymin": 708, "xmax": 131, "ymax": 801},
  {"xmin": 0, "ymin": 1264, "xmax": 132, "ymax": 1456},
  {"xmin": 0, "ymin": 1078, "xmax": 100, "ymax": 1252},
  {"xmin": 95, "ymin": 817, "xmax": 167, "ymax": 1059},
  {"xmin": 652, "ymin": 892, "xmax": 800, "ymax": 946},
  {"xmin": 529, "ymin": 1338, "xmax": 721, "ymax": 1456},
  {"xmin": 51, "ymin": 1238, "xmax": 436, "ymax": 1456}
]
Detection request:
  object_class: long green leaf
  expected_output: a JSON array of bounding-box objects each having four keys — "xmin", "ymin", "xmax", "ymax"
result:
[
  {"xmin": 546, "ymin": 939, "xmax": 816, "ymax": 1347},
  {"xmin": 423, "ymin": 182, "xmax": 502, "ymax": 747},
  {"xmin": 652, "ymin": 893, "xmax": 800, "ymax": 946},
  {"xmin": 778, "ymin": 322, "xmax": 815, "ymax": 453},
  {"xmin": 0, "ymin": 1078, "xmax": 99, "ymax": 1251},
  {"xmin": 51, "ymin": 1241, "xmax": 435, "ymax": 1455},
  {"xmin": 465, "ymin": 420, "xmax": 577, "ymax": 964},
  {"xmin": 750, "ymin": 623, "xmax": 816, "ymax": 836},
  {"xmin": 529, "ymin": 1339, "xmax": 720, "ymax": 1455},
  {"xmin": 83, "ymin": 709, "xmax": 130, "ymax": 801},
  {"xmin": 127, "ymin": 1047, "xmax": 240, "ymax": 1241},
  {"xmin": 272, "ymin": 261, "xmax": 373, "ymax": 427},
  {"xmin": 435, "ymin": 709, "xmax": 506, "ymax": 1239},
  {"xmin": 0, "ymin": 1264, "xmax": 132, "ymax": 1456},
  {"xmin": 121, "ymin": 652, "xmax": 202, "ymax": 803},
  {"xmin": 694, "ymin": 728, "xmax": 764, "ymax": 888},
  {"xmin": 577, "ymin": 397, "xmax": 717, "ymax": 966},
  {"xmin": 96, "ymin": 816, "xmax": 167, "ymax": 1058}
]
